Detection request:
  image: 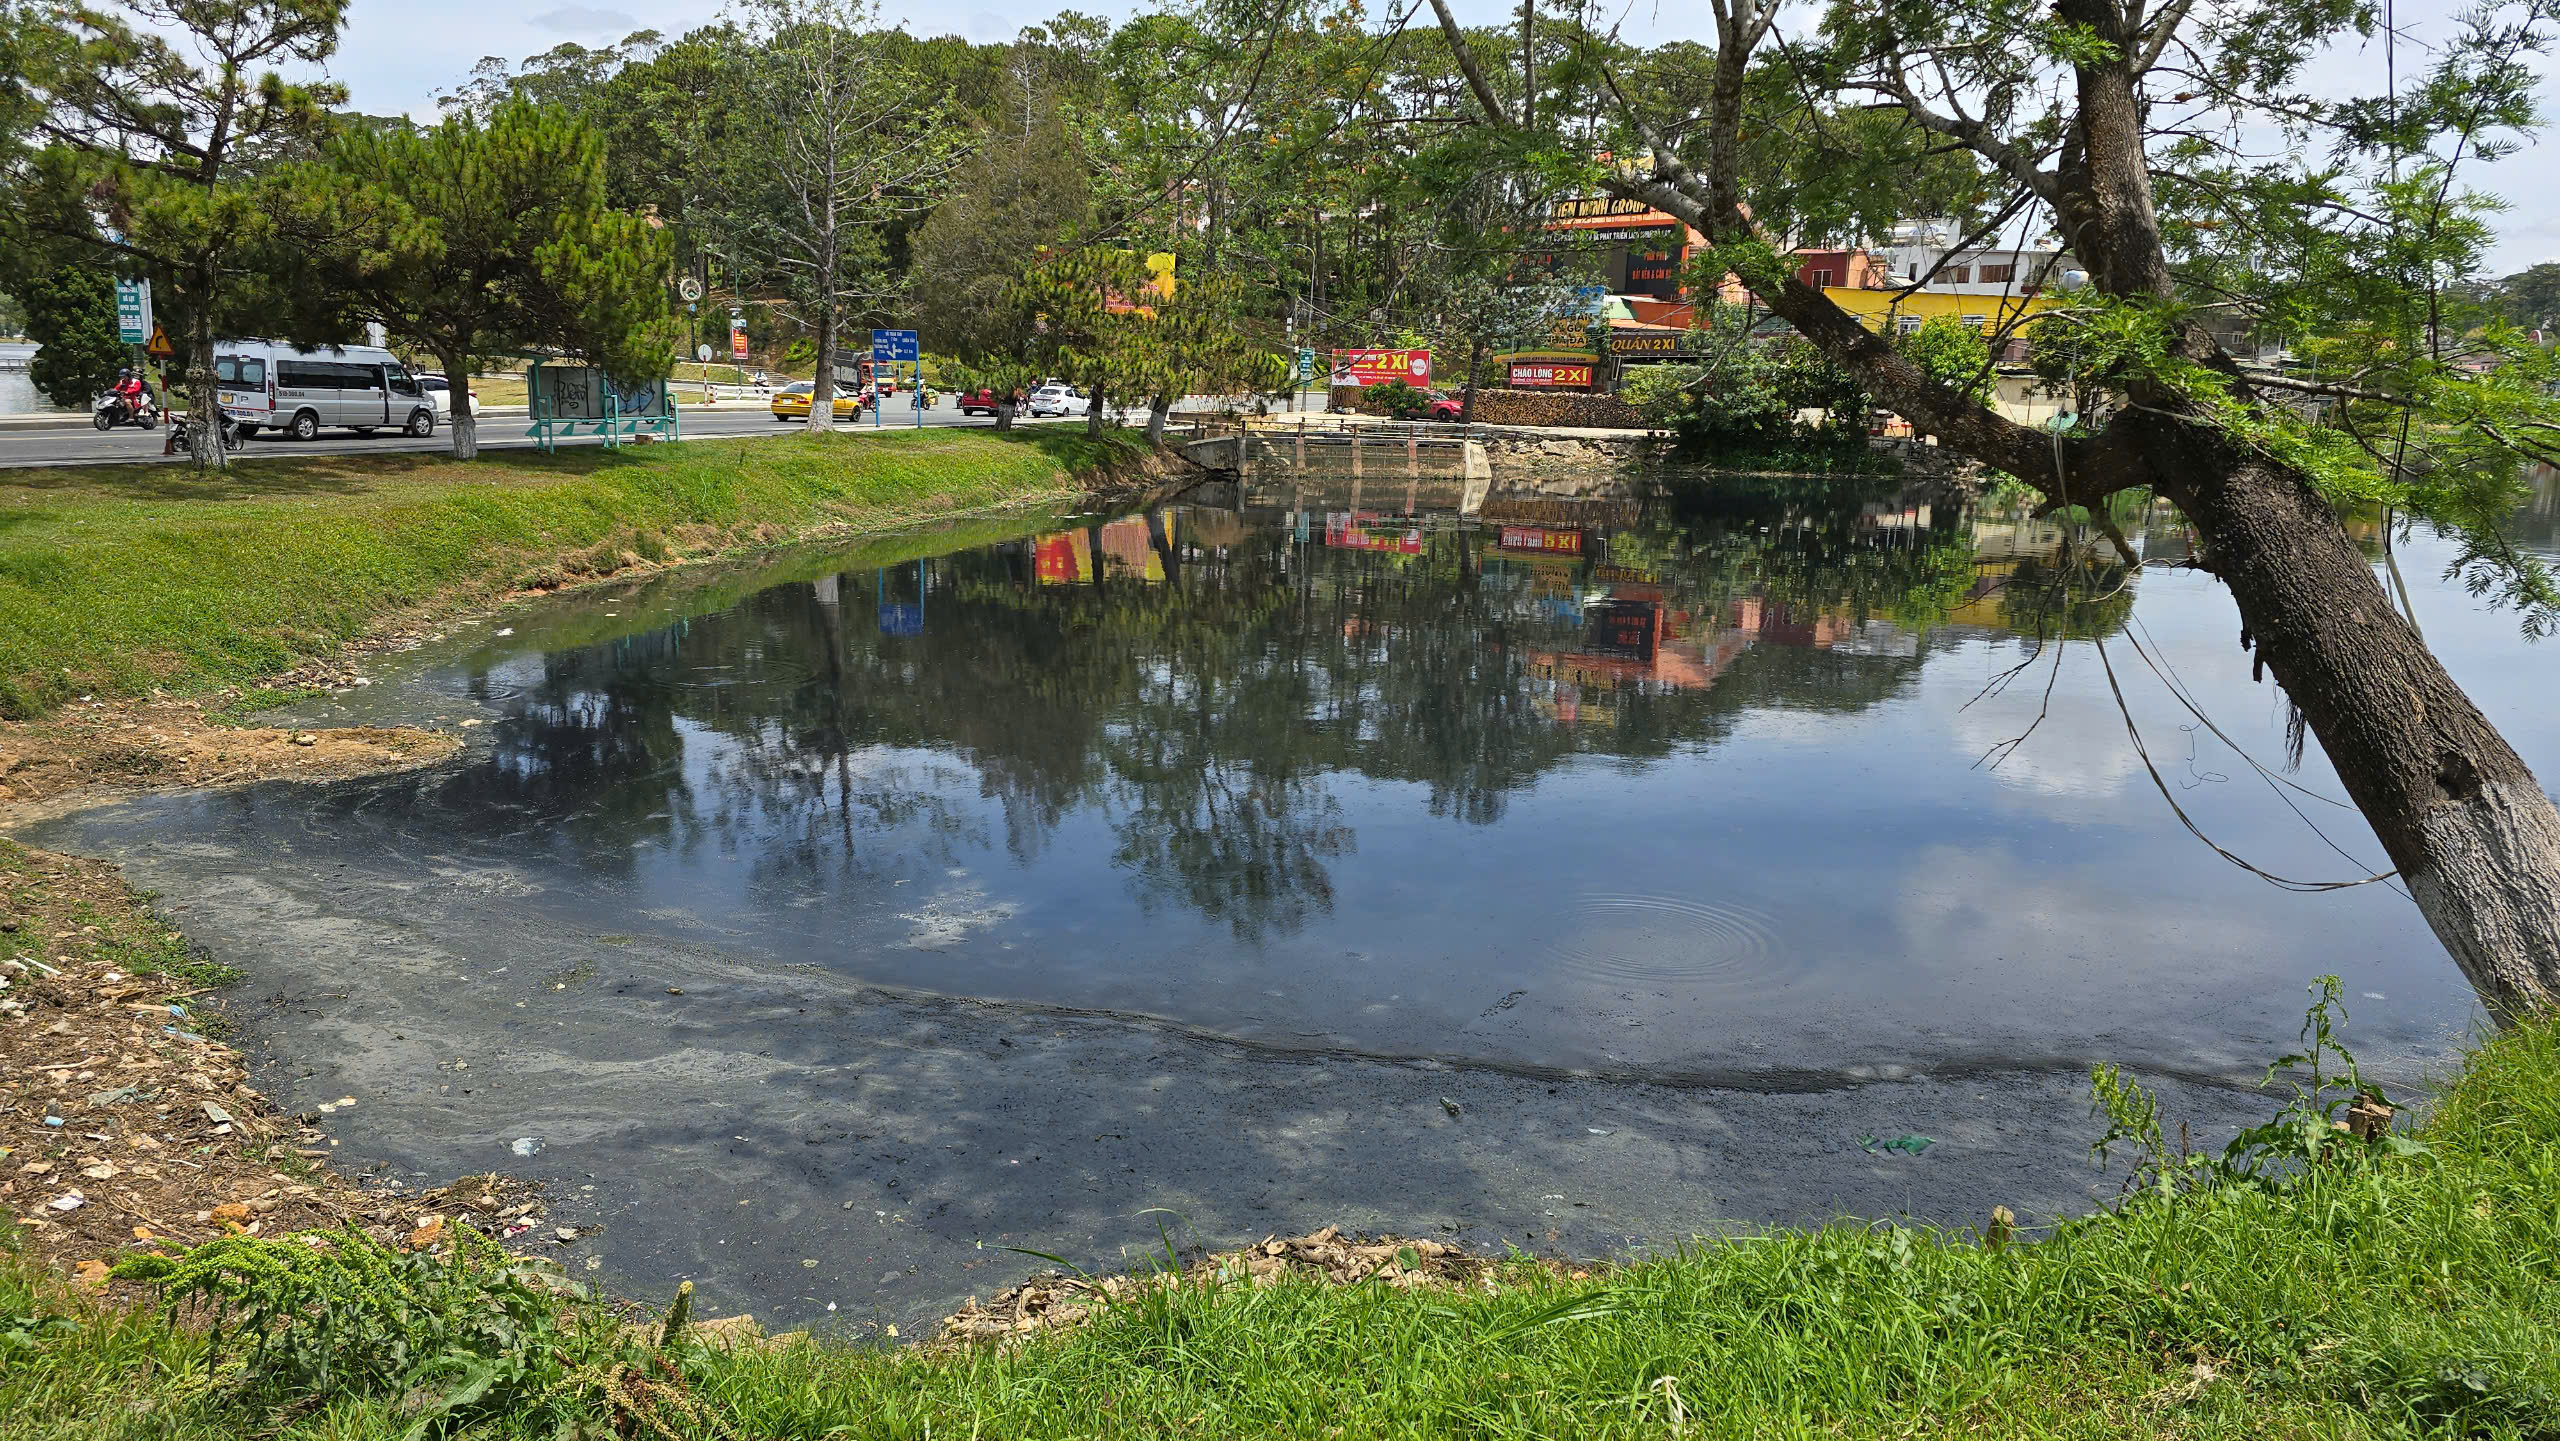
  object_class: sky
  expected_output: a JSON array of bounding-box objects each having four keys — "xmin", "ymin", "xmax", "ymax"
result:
[{"xmin": 319, "ymin": 0, "xmax": 2560, "ymax": 274}]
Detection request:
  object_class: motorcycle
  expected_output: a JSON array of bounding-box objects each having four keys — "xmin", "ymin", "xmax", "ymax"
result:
[
  {"xmin": 164, "ymin": 411, "xmax": 245, "ymax": 454},
  {"xmin": 93, "ymin": 393, "xmax": 161, "ymax": 430}
]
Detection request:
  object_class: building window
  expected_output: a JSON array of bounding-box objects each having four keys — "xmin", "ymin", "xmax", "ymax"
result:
[
  {"xmin": 1978, "ymin": 262, "xmax": 2016, "ymax": 283},
  {"xmin": 1895, "ymin": 315, "xmax": 1923, "ymax": 336},
  {"xmin": 1962, "ymin": 314, "xmax": 1987, "ymax": 331},
  {"xmin": 1810, "ymin": 267, "xmax": 1833, "ymax": 288},
  {"xmin": 1944, "ymin": 265, "xmax": 1971, "ymax": 283}
]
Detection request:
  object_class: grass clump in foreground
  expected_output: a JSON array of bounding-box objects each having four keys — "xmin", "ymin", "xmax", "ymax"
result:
[
  {"xmin": 8, "ymin": 985, "xmax": 2559, "ymax": 1439},
  {"xmin": 0, "ymin": 428, "xmax": 1140, "ymax": 719}
]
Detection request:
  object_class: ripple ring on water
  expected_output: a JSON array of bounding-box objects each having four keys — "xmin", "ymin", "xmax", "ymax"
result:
[{"xmin": 1548, "ymin": 893, "xmax": 1791, "ymax": 987}]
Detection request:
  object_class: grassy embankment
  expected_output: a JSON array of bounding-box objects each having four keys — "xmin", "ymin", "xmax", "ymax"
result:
[
  {"xmin": 0, "ymin": 427, "xmax": 1143, "ymax": 719},
  {"xmin": 6, "ymin": 1000, "xmax": 2556, "ymax": 1439}
]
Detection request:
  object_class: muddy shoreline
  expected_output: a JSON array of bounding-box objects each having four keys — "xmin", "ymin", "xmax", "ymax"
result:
[{"xmin": 29, "ymin": 782, "xmax": 2290, "ymax": 1339}]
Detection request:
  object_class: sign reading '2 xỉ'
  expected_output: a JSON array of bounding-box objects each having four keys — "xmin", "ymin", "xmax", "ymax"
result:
[
  {"xmin": 1331, "ymin": 348, "xmax": 1430, "ymax": 387},
  {"xmin": 1508, "ymin": 360, "xmax": 1593, "ymax": 388}
]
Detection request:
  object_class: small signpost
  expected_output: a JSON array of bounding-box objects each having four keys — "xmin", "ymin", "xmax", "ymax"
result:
[
  {"xmin": 729, "ymin": 312, "xmax": 749, "ymax": 362},
  {"xmin": 872, "ymin": 329, "xmax": 920, "ymax": 429}
]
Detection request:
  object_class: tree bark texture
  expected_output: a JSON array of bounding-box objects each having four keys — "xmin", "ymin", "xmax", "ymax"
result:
[
  {"xmin": 185, "ymin": 283, "xmax": 223, "ymax": 470},
  {"xmin": 2131, "ymin": 412, "xmax": 2560, "ymax": 1015},
  {"xmin": 807, "ymin": 303, "xmax": 838, "ymax": 436},
  {"xmin": 440, "ymin": 347, "xmax": 479, "ymax": 461}
]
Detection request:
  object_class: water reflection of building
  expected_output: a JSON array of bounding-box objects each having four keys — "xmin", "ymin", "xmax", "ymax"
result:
[
  {"xmin": 1526, "ymin": 587, "xmax": 1757, "ymax": 724},
  {"xmin": 1033, "ymin": 515, "xmax": 1177, "ymax": 583}
]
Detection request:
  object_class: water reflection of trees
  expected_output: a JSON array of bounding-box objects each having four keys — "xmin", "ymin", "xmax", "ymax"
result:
[{"xmin": 443, "ymin": 478, "xmax": 2141, "ymax": 938}]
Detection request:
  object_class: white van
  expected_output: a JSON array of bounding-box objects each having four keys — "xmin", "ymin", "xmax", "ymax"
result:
[{"xmin": 214, "ymin": 340, "xmax": 438, "ymax": 441}]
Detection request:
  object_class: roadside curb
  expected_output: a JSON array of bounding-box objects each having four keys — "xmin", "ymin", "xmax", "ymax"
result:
[{"xmin": 0, "ymin": 401, "xmax": 778, "ymax": 433}]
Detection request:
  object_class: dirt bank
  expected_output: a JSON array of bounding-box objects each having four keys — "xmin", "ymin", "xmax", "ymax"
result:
[
  {"xmin": 0, "ymin": 840, "xmax": 543, "ymax": 1299},
  {"xmin": 0, "ymin": 693, "xmax": 457, "ymax": 825}
]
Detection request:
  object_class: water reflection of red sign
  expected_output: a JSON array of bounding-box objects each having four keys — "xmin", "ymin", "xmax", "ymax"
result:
[
  {"xmin": 1034, "ymin": 533, "xmax": 1081, "ymax": 583},
  {"xmin": 1324, "ymin": 510, "xmax": 1423, "ymax": 553},
  {"xmin": 1498, "ymin": 525, "xmax": 1583, "ymax": 556},
  {"xmin": 1508, "ymin": 360, "xmax": 1593, "ymax": 389},
  {"xmin": 1331, "ymin": 348, "xmax": 1432, "ymax": 387},
  {"xmin": 1584, "ymin": 599, "xmax": 1660, "ymax": 662}
]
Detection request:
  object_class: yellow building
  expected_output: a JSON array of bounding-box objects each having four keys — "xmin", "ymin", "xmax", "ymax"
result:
[{"xmin": 1818, "ymin": 286, "xmax": 2062, "ymax": 338}]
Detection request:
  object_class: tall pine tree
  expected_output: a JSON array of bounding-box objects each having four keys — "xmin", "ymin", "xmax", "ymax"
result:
[{"xmin": 292, "ymin": 100, "xmax": 674, "ymax": 458}]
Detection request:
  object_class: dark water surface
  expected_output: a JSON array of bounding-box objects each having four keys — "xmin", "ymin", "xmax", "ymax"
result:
[{"xmin": 34, "ymin": 465, "xmax": 2558, "ymax": 1331}]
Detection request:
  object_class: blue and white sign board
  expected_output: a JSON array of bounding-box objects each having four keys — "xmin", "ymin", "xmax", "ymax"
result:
[
  {"xmin": 872, "ymin": 329, "xmax": 919, "ymax": 363},
  {"xmin": 114, "ymin": 279, "xmax": 152, "ymax": 344},
  {"xmin": 1569, "ymin": 285, "xmax": 1609, "ymax": 315}
]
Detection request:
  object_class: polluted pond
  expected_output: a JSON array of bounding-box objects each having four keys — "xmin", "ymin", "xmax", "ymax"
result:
[{"xmin": 22, "ymin": 468, "xmax": 2556, "ymax": 1335}]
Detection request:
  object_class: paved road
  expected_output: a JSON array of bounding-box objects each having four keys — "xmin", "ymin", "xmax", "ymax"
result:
[{"xmin": 0, "ymin": 397, "xmax": 1044, "ymax": 469}]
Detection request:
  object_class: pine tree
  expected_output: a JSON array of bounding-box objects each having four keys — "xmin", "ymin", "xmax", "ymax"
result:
[
  {"xmin": 293, "ymin": 100, "xmax": 673, "ymax": 458},
  {"xmin": 14, "ymin": 0, "xmax": 348, "ymax": 467}
]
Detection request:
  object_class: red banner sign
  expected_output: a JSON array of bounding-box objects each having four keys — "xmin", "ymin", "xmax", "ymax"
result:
[
  {"xmin": 1332, "ymin": 348, "xmax": 1432, "ymax": 387},
  {"xmin": 1325, "ymin": 512, "xmax": 1423, "ymax": 553},
  {"xmin": 1508, "ymin": 360, "xmax": 1593, "ymax": 389}
]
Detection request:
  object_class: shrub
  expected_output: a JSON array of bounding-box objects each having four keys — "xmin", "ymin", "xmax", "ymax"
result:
[
  {"xmin": 1361, "ymin": 378, "xmax": 1433, "ymax": 420},
  {"xmin": 115, "ymin": 1225, "xmax": 593, "ymax": 1435}
]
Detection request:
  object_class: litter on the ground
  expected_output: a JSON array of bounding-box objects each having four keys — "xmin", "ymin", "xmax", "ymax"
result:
[{"xmin": 1860, "ymin": 1134, "xmax": 1935, "ymax": 1155}]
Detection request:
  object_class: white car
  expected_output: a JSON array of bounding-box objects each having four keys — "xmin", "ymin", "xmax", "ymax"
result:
[
  {"xmin": 1026, "ymin": 383, "xmax": 1085, "ymax": 418},
  {"xmin": 416, "ymin": 373, "xmax": 478, "ymax": 417}
]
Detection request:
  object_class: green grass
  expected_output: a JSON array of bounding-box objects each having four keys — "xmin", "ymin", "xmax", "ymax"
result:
[
  {"xmin": 0, "ymin": 428, "xmax": 1121, "ymax": 718},
  {"xmin": 9, "ymin": 1010, "xmax": 2560, "ymax": 1439}
]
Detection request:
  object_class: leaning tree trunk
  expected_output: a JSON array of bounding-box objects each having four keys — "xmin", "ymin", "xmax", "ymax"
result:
[
  {"xmin": 2134, "ymin": 414, "xmax": 2560, "ymax": 1017},
  {"xmin": 440, "ymin": 346, "xmax": 478, "ymax": 460}
]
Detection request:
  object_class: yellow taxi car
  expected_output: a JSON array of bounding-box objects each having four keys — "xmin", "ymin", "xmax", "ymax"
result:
[{"xmin": 770, "ymin": 381, "xmax": 864, "ymax": 421}]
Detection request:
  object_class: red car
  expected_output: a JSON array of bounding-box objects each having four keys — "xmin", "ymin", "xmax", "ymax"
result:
[
  {"xmin": 957, "ymin": 388, "xmax": 1004, "ymax": 417},
  {"xmin": 1426, "ymin": 392, "xmax": 1465, "ymax": 421}
]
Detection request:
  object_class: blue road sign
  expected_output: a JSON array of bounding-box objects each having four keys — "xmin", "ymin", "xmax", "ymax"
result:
[{"xmin": 872, "ymin": 329, "xmax": 920, "ymax": 363}]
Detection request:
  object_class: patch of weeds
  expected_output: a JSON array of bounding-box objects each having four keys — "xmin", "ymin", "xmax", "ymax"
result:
[{"xmin": 106, "ymin": 925, "xmax": 242, "ymax": 991}]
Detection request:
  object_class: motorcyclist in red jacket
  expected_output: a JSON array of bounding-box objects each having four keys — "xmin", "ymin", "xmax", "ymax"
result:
[{"xmin": 109, "ymin": 368, "xmax": 146, "ymax": 421}]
